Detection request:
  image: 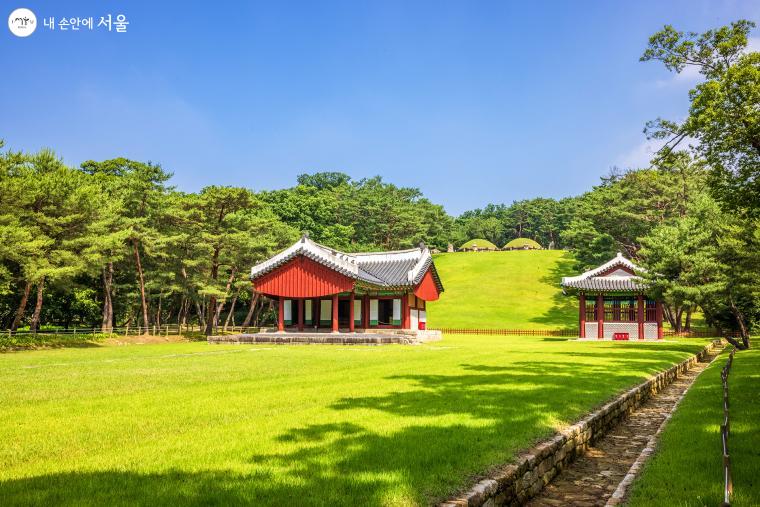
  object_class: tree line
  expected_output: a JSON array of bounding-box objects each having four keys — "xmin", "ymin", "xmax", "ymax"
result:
[{"xmin": 0, "ymin": 20, "xmax": 757, "ymax": 344}]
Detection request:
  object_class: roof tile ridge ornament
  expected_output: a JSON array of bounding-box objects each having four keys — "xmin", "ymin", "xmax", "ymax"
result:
[{"xmin": 408, "ymin": 246, "xmax": 432, "ymax": 284}]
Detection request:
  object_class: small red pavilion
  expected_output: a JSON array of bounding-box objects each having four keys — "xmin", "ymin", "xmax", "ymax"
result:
[
  {"xmin": 250, "ymin": 235, "xmax": 444, "ymax": 332},
  {"xmin": 561, "ymin": 253, "xmax": 664, "ymax": 340}
]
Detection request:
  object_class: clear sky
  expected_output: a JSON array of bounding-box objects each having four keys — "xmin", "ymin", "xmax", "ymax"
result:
[{"xmin": 2, "ymin": 1, "xmax": 758, "ymax": 214}]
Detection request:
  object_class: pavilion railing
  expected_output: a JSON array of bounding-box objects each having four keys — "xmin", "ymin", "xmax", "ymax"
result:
[{"xmin": 720, "ymin": 347, "xmax": 736, "ymax": 506}]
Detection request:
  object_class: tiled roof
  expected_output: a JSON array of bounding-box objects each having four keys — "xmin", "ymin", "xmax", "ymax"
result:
[
  {"xmin": 561, "ymin": 277, "xmax": 646, "ymax": 292},
  {"xmin": 561, "ymin": 252, "xmax": 647, "ymax": 293},
  {"xmin": 251, "ymin": 235, "xmax": 444, "ymax": 291}
]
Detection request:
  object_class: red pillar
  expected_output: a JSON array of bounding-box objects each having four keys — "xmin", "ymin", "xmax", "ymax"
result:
[
  {"xmin": 332, "ymin": 294, "xmax": 339, "ymax": 332},
  {"xmin": 363, "ymin": 295, "xmax": 370, "ymax": 329},
  {"xmin": 297, "ymin": 299, "xmax": 304, "ymax": 332},
  {"xmin": 637, "ymin": 295, "xmax": 645, "ymax": 340},
  {"xmin": 349, "ymin": 292, "xmax": 355, "ymax": 332},
  {"xmin": 277, "ymin": 296, "xmax": 285, "ymax": 332},
  {"xmin": 402, "ymin": 294, "xmax": 410, "ymax": 330},
  {"xmin": 596, "ymin": 294, "xmax": 604, "ymax": 340},
  {"xmin": 579, "ymin": 294, "xmax": 586, "ymax": 338},
  {"xmin": 314, "ymin": 298, "xmax": 320, "ymax": 329},
  {"xmin": 656, "ymin": 301, "xmax": 664, "ymax": 339}
]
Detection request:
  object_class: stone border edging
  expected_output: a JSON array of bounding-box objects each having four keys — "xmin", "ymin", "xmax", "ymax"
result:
[
  {"xmin": 605, "ymin": 342, "xmax": 724, "ymax": 506},
  {"xmin": 440, "ymin": 340, "xmax": 722, "ymax": 507}
]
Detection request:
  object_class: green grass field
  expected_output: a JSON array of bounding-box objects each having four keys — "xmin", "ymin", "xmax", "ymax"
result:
[
  {"xmin": 627, "ymin": 347, "xmax": 760, "ymax": 506},
  {"xmin": 0, "ymin": 336, "xmax": 708, "ymax": 506},
  {"xmin": 428, "ymin": 251, "xmax": 578, "ymax": 329}
]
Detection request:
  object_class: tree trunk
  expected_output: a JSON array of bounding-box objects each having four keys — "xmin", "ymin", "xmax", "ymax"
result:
[
  {"xmin": 11, "ymin": 280, "xmax": 32, "ymax": 332},
  {"xmin": 674, "ymin": 307, "xmax": 683, "ymax": 333},
  {"xmin": 195, "ymin": 299, "xmax": 204, "ymax": 328},
  {"xmin": 205, "ymin": 247, "xmax": 221, "ymax": 336},
  {"xmin": 30, "ymin": 277, "xmax": 45, "ymax": 333},
  {"xmin": 684, "ymin": 307, "xmax": 692, "ymax": 332},
  {"xmin": 155, "ymin": 295, "xmax": 162, "ymax": 329},
  {"xmin": 241, "ymin": 290, "xmax": 259, "ymax": 327},
  {"xmin": 214, "ymin": 268, "xmax": 237, "ymax": 327},
  {"xmin": 178, "ymin": 295, "xmax": 187, "ymax": 326},
  {"xmin": 727, "ymin": 296, "xmax": 751, "ymax": 349},
  {"xmin": 224, "ymin": 285, "xmax": 242, "ymax": 331},
  {"xmin": 132, "ymin": 239, "xmax": 150, "ymax": 334},
  {"xmin": 101, "ymin": 262, "xmax": 114, "ymax": 332}
]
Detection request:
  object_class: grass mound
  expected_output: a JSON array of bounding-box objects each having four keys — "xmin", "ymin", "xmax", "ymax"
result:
[
  {"xmin": 459, "ymin": 238, "xmax": 498, "ymax": 250},
  {"xmin": 627, "ymin": 347, "xmax": 760, "ymax": 506},
  {"xmin": 503, "ymin": 237, "xmax": 542, "ymax": 249},
  {"xmin": 428, "ymin": 250, "xmax": 578, "ymax": 329}
]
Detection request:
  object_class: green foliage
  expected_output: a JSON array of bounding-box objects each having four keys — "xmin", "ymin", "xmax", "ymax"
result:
[
  {"xmin": 454, "ymin": 198, "xmax": 575, "ymax": 249},
  {"xmin": 262, "ymin": 173, "xmax": 452, "ymax": 251},
  {"xmin": 638, "ymin": 20, "xmax": 760, "ymax": 341},
  {"xmin": 0, "ymin": 336, "xmax": 708, "ymax": 504},
  {"xmin": 562, "ymin": 154, "xmax": 708, "ymax": 269},
  {"xmin": 641, "ymin": 20, "xmax": 760, "ymax": 215}
]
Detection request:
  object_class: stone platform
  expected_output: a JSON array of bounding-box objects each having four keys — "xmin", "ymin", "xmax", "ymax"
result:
[{"xmin": 208, "ymin": 330, "xmax": 441, "ymax": 345}]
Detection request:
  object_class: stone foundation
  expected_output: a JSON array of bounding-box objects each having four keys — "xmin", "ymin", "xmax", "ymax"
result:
[
  {"xmin": 440, "ymin": 340, "xmax": 721, "ymax": 507},
  {"xmin": 208, "ymin": 329, "xmax": 441, "ymax": 345}
]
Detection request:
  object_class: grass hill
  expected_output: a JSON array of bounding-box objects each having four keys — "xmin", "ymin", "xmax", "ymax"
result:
[
  {"xmin": 504, "ymin": 237, "xmax": 542, "ymax": 249},
  {"xmin": 459, "ymin": 238, "xmax": 498, "ymax": 250},
  {"xmin": 427, "ymin": 250, "xmax": 578, "ymax": 329}
]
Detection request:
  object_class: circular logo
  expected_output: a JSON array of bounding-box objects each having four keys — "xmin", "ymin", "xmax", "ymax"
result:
[{"xmin": 8, "ymin": 8, "xmax": 37, "ymax": 37}]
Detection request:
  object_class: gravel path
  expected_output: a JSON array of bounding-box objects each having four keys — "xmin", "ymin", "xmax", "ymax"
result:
[{"xmin": 526, "ymin": 347, "xmax": 722, "ymax": 507}]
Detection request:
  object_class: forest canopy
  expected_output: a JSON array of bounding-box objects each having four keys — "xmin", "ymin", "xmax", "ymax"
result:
[{"xmin": 0, "ymin": 19, "xmax": 757, "ymax": 342}]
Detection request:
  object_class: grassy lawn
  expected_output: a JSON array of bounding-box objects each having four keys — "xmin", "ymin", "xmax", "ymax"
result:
[
  {"xmin": 627, "ymin": 347, "xmax": 760, "ymax": 507},
  {"xmin": 0, "ymin": 335, "xmax": 708, "ymax": 506},
  {"xmin": 428, "ymin": 251, "xmax": 578, "ymax": 329}
]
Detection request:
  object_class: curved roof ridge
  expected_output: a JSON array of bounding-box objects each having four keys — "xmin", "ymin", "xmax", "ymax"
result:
[{"xmin": 250, "ymin": 237, "xmax": 442, "ymax": 291}]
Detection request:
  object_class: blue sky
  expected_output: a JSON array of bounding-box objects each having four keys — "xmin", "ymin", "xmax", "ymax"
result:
[{"xmin": 2, "ymin": 1, "xmax": 758, "ymax": 214}]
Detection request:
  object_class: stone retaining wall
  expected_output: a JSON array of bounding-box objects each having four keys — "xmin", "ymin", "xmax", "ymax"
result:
[{"xmin": 441, "ymin": 340, "xmax": 722, "ymax": 507}]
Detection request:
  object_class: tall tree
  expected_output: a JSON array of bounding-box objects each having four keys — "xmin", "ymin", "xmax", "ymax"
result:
[
  {"xmin": 641, "ymin": 20, "xmax": 760, "ymax": 215},
  {"xmin": 181, "ymin": 186, "xmax": 296, "ymax": 335},
  {"xmin": 81, "ymin": 158, "xmax": 172, "ymax": 332}
]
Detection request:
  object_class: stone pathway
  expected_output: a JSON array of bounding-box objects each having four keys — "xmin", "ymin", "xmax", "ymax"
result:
[{"xmin": 526, "ymin": 348, "xmax": 721, "ymax": 507}]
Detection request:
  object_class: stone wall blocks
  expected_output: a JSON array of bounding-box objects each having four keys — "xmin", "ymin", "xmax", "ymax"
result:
[{"xmin": 439, "ymin": 342, "xmax": 713, "ymax": 507}]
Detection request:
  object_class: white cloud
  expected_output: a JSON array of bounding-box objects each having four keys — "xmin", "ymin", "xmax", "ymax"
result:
[
  {"xmin": 615, "ymin": 134, "xmax": 701, "ymax": 170},
  {"xmin": 615, "ymin": 139, "xmax": 666, "ymax": 169},
  {"xmin": 746, "ymin": 36, "xmax": 760, "ymax": 53},
  {"xmin": 654, "ymin": 61, "xmax": 702, "ymax": 88}
]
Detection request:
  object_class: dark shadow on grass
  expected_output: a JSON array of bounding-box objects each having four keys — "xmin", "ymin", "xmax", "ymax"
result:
[
  {"xmin": 240, "ymin": 352, "xmax": 695, "ymax": 504},
  {"xmin": 0, "ymin": 346, "xmax": 706, "ymax": 506}
]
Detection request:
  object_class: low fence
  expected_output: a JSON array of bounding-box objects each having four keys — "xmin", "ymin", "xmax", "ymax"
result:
[
  {"xmin": 432, "ymin": 328, "xmax": 577, "ymax": 336},
  {"xmin": 721, "ymin": 347, "xmax": 736, "ymax": 506},
  {"xmin": 1, "ymin": 324, "xmax": 260, "ymax": 338},
  {"xmin": 665, "ymin": 330, "xmax": 740, "ymax": 338},
  {"xmin": 432, "ymin": 328, "xmax": 732, "ymax": 337},
  {"xmin": 3, "ymin": 326, "xmax": 735, "ymax": 339}
]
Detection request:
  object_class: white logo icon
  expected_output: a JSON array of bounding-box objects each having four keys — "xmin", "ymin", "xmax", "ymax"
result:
[{"xmin": 8, "ymin": 8, "xmax": 37, "ymax": 37}]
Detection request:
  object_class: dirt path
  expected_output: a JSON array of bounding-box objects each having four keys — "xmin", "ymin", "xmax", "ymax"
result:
[{"xmin": 526, "ymin": 347, "xmax": 722, "ymax": 507}]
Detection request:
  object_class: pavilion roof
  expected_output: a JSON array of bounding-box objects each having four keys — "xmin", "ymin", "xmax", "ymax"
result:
[
  {"xmin": 250, "ymin": 235, "xmax": 444, "ymax": 292},
  {"xmin": 561, "ymin": 252, "xmax": 647, "ymax": 293}
]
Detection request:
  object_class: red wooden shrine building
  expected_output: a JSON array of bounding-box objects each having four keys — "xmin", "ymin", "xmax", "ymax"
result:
[
  {"xmin": 250, "ymin": 235, "xmax": 444, "ymax": 332},
  {"xmin": 561, "ymin": 253, "xmax": 664, "ymax": 340}
]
